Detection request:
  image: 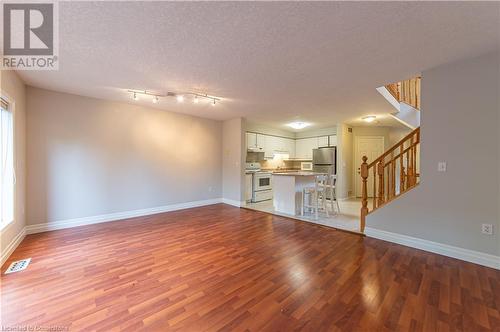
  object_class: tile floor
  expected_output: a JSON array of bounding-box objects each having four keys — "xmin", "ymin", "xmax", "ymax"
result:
[{"xmin": 244, "ymin": 198, "xmax": 367, "ymax": 233}]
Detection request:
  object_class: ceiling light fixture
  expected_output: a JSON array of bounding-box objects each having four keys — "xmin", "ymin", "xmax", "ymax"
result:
[
  {"xmin": 362, "ymin": 115, "xmax": 377, "ymax": 123},
  {"xmin": 128, "ymin": 90, "xmax": 221, "ymax": 105},
  {"xmin": 287, "ymin": 122, "xmax": 311, "ymax": 130}
]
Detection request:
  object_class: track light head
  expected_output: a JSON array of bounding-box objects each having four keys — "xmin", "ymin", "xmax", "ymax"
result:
[
  {"xmin": 211, "ymin": 99, "xmax": 216, "ymax": 106},
  {"xmin": 193, "ymin": 95, "xmax": 199, "ymax": 104},
  {"xmin": 176, "ymin": 95, "xmax": 184, "ymax": 103},
  {"xmin": 152, "ymin": 96, "xmax": 159, "ymax": 104},
  {"xmin": 132, "ymin": 92, "xmax": 139, "ymax": 101}
]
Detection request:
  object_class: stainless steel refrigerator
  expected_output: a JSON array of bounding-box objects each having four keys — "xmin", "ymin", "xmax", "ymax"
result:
[{"xmin": 313, "ymin": 147, "xmax": 336, "ymax": 175}]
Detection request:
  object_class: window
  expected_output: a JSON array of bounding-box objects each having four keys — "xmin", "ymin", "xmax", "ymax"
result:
[{"xmin": 1, "ymin": 97, "xmax": 14, "ymax": 229}]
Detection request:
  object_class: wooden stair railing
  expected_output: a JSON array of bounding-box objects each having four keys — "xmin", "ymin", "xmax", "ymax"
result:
[
  {"xmin": 360, "ymin": 127, "xmax": 420, "ymax": 232},
  {"xmin": 385, "ymin": 77, "xmax": 421, "ymax": 110}
]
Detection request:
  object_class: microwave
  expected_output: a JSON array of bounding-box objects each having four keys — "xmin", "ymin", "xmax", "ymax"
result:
[{"xmin": 301, "ymin": 162, "xmax": 313, "ymax": 171}]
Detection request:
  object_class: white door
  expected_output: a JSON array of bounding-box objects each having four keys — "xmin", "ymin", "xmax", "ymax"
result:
[{"xmin": 354, "ymin": 136, "xmax": 385, "ymax": 197}]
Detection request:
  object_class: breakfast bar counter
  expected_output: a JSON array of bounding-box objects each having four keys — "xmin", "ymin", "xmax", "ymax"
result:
[{"xmin": 272, "ymin": 172, "xmax": 326, "ymax": 215}]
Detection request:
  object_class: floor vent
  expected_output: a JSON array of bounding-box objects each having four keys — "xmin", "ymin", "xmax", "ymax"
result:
[{"xmin": 4, "ymin": 258, "xmax": 31, "ymax": 274}]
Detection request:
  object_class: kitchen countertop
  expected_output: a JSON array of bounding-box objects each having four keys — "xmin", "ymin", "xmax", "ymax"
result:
[{"xmin": 272, "ymin": 171, "xmax": 327, "ymax": 176}]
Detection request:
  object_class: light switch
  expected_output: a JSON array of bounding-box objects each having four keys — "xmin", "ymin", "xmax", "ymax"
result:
[{"xmin": 438, "ymin": 162, "xmax": 447, "ymax": 172}]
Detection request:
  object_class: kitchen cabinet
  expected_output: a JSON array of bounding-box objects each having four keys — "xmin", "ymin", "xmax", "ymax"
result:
[
  {"xmin": 329, "ymin": 135, "xmax": 337, "ymax": 146},
  {"xmin": 246, "ymin": 132, "xmax": 332, "ymax": 160},
  {"xmin": 285, "ymin": 138, "xmax": 295, "ymax": 159},
  {"xmin": 318, "ymin": 136, "xmax": 329, "ymax": 148},
  {"xmin": 246, "ymin": 132, "xmax": 264, "ymax": 151},
  {"xmin": 263, "ymin": 135, "xmax": 275, "ymax": 159},
  {"xmin": 246, "ymin": 132, "xmax": 257, "ymax": 150},
  {"xmin": 262, "ymin": 135, "xmax": 295, "ymax": 159},
  {"xmin": 256, "ymin": 134, "xmax": 266, "ymax": 150},
  {"xmin": 295, "ymin": 137, "xmax": 318, "ymax": 160},
  {"xmin": 245, "ymin": 174, "xmax": 253, "ymax": 201}
]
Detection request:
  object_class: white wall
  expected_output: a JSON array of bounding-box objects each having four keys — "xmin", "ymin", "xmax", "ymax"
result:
[
  {"xmin": 367, "ymin": 51, "xmax": 499, "ymax": 256},
  {"xmin": 0, "ymin": 71, "xmax": 27, "ymax": 260},
  {"xmin": 222, "ymin": 118, "xmax": 245, "ymax": 204},
  {"xmin": 26, "ymin": 87, "xmax": 223, "ymax": 226}
]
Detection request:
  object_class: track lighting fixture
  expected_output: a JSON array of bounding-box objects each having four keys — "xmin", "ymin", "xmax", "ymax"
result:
[{"xmin": 128, "ymin": 90, "xmax": 221, "ymax": 106}]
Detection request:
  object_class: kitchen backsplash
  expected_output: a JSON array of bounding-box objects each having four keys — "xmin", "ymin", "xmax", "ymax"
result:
[{"xmin": 261, "ymin": 159, "xmax": 302, "ymax": 170}]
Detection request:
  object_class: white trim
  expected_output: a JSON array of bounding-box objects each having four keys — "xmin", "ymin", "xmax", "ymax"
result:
[
  {"xmin": 25, "ymin": 198, "xmax": 223, "ymax": 234},
  {"xmin": 365, "ymin": 227, "xmax": 500, "ymax": 270},
  {"xmin": 0, "ymin": 90, "xmax": 16, "ymax": 233},
  {"xmin": 1, "ymin": 226, "xmax": 26, "ymax": 267},
  {"xmin": 222, "ymin": 198, "xmax": 244, "ymax": 207},
  {"xmin": 376, "ymin": 86, "xmax": 400, "ymax": 111}
]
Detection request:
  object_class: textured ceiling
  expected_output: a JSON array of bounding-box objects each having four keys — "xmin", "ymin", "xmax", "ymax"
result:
[{"xmin": 16, "ymin": 1, "xmax": 500, "ymax": 131}]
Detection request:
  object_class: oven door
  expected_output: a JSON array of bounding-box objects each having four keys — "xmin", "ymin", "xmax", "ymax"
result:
[{"xmin": 253, "ymin": 173, "xmax": 272, "ymax": 191}]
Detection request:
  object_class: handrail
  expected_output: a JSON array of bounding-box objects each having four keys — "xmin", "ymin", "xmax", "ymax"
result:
[
  {"xmin": 367, "ymin": 127, "xmax": 420, "ymax": 168},
  {"xmin": 359, "ymin": 127, "xmax": 421, "ymax": 233}
]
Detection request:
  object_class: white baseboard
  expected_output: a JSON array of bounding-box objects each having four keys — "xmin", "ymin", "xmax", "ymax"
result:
[
  {"xmin": 221, "ymin": 198, "xmax": 245, "ymax": 207},
  {"xmin": 365, "ymin": 227, "xmax": 500, "ymax": 270},
  {"xmin": 1, "ymin": 227, "xmax": 26, "ymax": 267},
  {"xmin": 25, "ymin": 198, "xmax": 223, "ymax": 235}
]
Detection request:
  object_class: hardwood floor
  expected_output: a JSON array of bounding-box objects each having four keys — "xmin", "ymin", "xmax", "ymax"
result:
[{"xmin": 2, "ymin": 204, "xmax": 499, "ymax": 331}]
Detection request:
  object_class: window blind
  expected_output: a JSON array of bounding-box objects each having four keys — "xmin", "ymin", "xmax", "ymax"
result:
[{"xmin": 0, "ymin": 97, "xmax": 8, "ymax": 111}]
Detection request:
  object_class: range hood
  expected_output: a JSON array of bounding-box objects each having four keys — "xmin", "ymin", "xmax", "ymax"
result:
[{"xmin": 246, "ymin": 151, "xmax": 265, "ymax": 162}]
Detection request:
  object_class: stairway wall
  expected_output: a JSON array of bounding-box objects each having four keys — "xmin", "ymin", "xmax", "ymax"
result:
[{"xmin": 367, "ymin": 51, "xmax": 499, "ymax": 257}]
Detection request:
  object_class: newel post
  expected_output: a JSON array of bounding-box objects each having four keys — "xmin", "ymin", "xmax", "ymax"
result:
[{"xmin": 360, "ymin": 156, "xmax": 368, "ymax": 233}]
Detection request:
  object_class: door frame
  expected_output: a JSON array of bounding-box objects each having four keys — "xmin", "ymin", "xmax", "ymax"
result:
[{"xmin": 354, "ymin": 136, "xmax": 385, "ymax": 197}]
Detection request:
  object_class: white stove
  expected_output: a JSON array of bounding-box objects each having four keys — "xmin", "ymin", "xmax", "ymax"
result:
[{"xmin": 245, "ymin": 163, "xmax": 273, "ymax": 202}]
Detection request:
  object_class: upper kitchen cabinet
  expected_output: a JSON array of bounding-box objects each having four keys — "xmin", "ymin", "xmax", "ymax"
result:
[
  {"xmin": 328, "ymin": 135, "xmax": 337, "ymax": 146},
  {"xmin": 318, "ymin": 136, "xmax": 329, "ymax": 148},
  {"xmin": 263, "ymin": 135, "xmax": 294, "ymax": 159},
  {"xmin": 285, "ymin": 138, "xmax": 295, "ymax": 159},
  {"xmin": 246, "ymin": 132, "xmax": 257, "ymax": 150},
  {"xmin": 295, "ymin": 137, "xmax": 318, "ymax": 160},
  {"xmin": 246, "ymin": 132, "xmax": 265, "ymax": 151}
]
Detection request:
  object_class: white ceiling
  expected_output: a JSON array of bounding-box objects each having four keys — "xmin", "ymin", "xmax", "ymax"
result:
[{"xmin": 17, "ymin": 1, "xmax": 500, "ymax": 131}]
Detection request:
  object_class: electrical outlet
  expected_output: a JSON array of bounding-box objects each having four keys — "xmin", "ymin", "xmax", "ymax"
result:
[
  {"xmin": 438, "ymin": 162, "xmax": 447, "ymax": 172},
  {"xmin": 481, "ymin": 224, "xmax": 493, "ymax": 235}
]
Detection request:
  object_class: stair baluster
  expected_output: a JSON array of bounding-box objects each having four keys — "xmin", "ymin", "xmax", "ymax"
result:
[{"xmin": 359, "ymin": 127, "xmax": 420, "ymax": 232}]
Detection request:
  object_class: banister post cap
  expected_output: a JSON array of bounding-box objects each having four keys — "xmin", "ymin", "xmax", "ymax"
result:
[{"xmin": 362, "ymin": 156, "xmax": 368, "ymax": 162}]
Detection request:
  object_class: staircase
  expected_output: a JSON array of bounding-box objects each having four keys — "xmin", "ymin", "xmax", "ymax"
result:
[
  {"xmin": 359, "ymin": 127, "xmax": 420, "ymax": 232},
  {"xmin": 376, "ymin": 77, "xmax": 421, "ymax": 129}
]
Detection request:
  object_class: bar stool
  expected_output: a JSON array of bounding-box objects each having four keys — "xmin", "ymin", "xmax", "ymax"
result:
[
  {"xmin": 301, "ymin": 175, "xmax": 329, "ymax": 219},
  {"xmin": 324, "ymin": 174, "xmax": 340, "ymax": 215}
]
